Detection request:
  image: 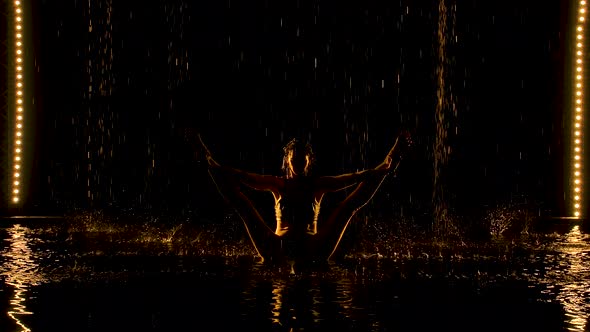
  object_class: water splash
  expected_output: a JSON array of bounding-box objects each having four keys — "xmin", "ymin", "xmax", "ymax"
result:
[{"xmin": 432, "ymin": 0, "xmax": 457, "ymax": 236}]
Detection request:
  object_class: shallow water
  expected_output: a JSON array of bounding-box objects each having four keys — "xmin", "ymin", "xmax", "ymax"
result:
[{"xmin": 0, "ymin": 219, "xmax": 589, "ymax": 332}]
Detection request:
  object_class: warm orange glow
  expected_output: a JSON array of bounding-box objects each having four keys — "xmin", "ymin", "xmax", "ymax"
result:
[
  {"xmin": 571, "ymin": 0, "xmax": 586, "ymax": 218},
  {"xmin": 11, "ymin": 0, "xmax": 25, "ymax": 205}
]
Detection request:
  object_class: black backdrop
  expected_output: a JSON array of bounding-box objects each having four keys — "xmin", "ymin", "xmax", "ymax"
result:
[{"xmin": 0, "ymin": 0, "xmax": 573, "ymax": 219}]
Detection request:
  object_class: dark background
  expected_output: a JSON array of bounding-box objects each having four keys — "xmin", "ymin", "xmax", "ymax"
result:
[{"xmin": 0, "ymin": 0, "xmax": 576, "ymax": 220}]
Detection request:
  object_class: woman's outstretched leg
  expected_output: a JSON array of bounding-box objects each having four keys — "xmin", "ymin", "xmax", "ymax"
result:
[
  {"xmin": 208, "ymin": 169, "xmax": 279, "ymax": 261},
  {"xmin": 314, "ymin": 132, "xmax": 410, "ymax": 259},
  {"xmin": 314, "ymin": 173, "xmax": 390, "ymax": 260}
]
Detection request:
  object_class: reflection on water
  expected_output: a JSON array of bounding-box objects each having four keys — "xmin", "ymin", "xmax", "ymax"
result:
[
  {"xmin": 1, "ymin": 225, "xmax": 42, "ymax": 332},
  {"xmin": 240, "ymin": 270, "xmax": 359, "ymax": 330},
  {"xmin": 541, "ymin": 225, "xmax": 590, "ymax": 332},
  {"xmin": 1, "ymin": 219, "xmax": 590, "ymax": 331},
  {"xmin": 270, "ymin": 279, "xmax": 285, "ymax": 325}
]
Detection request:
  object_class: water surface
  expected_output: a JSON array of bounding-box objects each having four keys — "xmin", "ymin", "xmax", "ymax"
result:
[{"xmin": 0, "ymin": 218, "xmax": 589, "ymax": 331}]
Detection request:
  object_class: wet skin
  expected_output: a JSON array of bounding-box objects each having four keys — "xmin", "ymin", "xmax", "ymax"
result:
[{"xmin": 197, "ymin": 133, "xmax": 411, "ymax": 265}]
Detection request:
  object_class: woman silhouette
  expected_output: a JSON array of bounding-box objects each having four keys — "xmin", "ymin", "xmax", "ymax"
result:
[{"xmin": 197, "ymin": 132, "xmax": 411, "ymax": 266}]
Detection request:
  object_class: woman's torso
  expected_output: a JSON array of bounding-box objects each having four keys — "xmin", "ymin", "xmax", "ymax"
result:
[{"xmin": 274, "ymin": 176, "xmax": 322, "ymax": 237}]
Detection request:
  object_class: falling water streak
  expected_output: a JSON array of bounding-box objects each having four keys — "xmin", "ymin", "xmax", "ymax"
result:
[
  {"xmin": 433, "ymin": 0, "xmax": 457, "ymax": 235},
  {"xmin": 166, "ymin": 0, "xmax": 191, "ymax": 91},
  {"xmin": 83, "ymin": 0, "xmax": 114, "ymax": 207},
  {"xmin": 2, "ymin": 225, "xmax": 41, "ymax": 332}
]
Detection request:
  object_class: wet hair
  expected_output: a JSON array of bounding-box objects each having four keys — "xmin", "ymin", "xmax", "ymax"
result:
[{"xmin": 282, "ymin": 138, "xmax": 315, "ymax": 176}]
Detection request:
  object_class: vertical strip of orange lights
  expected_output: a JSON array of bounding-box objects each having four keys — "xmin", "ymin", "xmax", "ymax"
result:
[
  {"xmin": 12, "ymin": 0, "xmax": 25, "ymax": 205},
  {"xmin": 573, "ymin": 0, "xmax": 587, "ymax": 218}
]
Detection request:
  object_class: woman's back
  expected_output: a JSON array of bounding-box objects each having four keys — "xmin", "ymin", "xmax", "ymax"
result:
[{"xmin": 274, "ymin": 176, "xmax": 320, "ymax": 236}]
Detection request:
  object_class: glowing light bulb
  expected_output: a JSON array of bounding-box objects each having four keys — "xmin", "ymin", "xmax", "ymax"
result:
[
  {"xmin": 12, "ymin": 197, "xmax": 19, "ymax": 203},
  {"xmin": 14, "ymin": 181, "xmax": 19, "ymax": 186},
  {"xmin": 13, "ymin": 189, "xmax": 19, "ymax": 194},
  {"xmin": 14, "ymin": 173, "xmax": 20, "ymax": 178},
  {"xmin": 15, "ymin": 148, "xmax": 21, "ymax": 153},
  {"xmin": 575, "ymin": 211, "xmax": 581, "ymax": 217}
]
